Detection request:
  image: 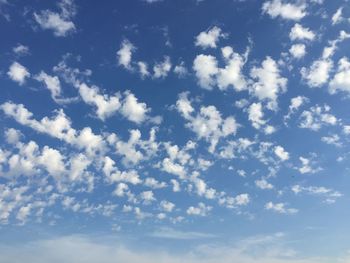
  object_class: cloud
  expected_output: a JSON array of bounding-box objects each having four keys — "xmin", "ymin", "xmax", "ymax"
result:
[
  {"xmin": 331, "ymin": 7, "xmax": 343, "ymax": 25},
  {"xmin": 186, "ymin": 202, "xmax": 212, "ymax": 216},
  {"xmin": 249, "ymin": 56, "xmax": 287, "ymax": 110},
  {"xmin": 176, "ymin": 92, "xmax": 239, "ymax": 152},
  {"xmin": 195, "ymin": 26, "xmax": 226, "ymax": 49},
  {"xmin": 289, "ymin": 44, "xmax": 306, "ymax": 59},
  {"xmin": 0, "ymin": 233, "xmax": 335, "ymax": 263},
  {"xmin": 13, "ymin": 44, "xmax": 30, "ymax": 56},
  {"xmin": 247, "ymin": 102, "xmax": 275, "ymax": 134},
  {"xmin": 265, "ymin": 202, "xmax": 298, "ymax": 214},
  {"xmin": 0, "ymin": 102, "xmax": 106, "ymax": 155},
  {"xmin": 262, "ymin": 0, "xmax": 306, "ymax": 21},
  {"xmin": 34, "ymin": 0, "xmax": 76, "ymax": 37},
  {"xmin": 329, "ymin": 57, "xmax": 350, "ymax": 95},
  {"xmin": 35, "ymin": 71, "xmax": 77, "ymax": 104},
  {"xmin": 289, "ymin": 24, "xmax": 315, "ymax": 41},
  {"xmin": 193, "ymin": 46, "xmax": 248, "ymax": 91},
  {"xmin": 298, "ymin": 156, "xmax": 321, "ymax": 174},
  {"xmin": 153, "ymin": 56, "xmax": 172, "ymax": 78},
  {"xmin": 301, "ymin": 30, "xmax": 350, "ymax": 88},
  {"xmin": 7, "ymin": 62, "xmax": 30, "ymax": 85},
  {"xmin": 255, "ymin": 178, "xmax": 274, "ymax": 190},
  {"xmin": 117, "ymin": 39, "xmax": 135, "ymax": 70},
  {"xmin": 299, "ymin": 104, "xmax": 337, "ymax": 131},
  {"xmin": 274, "ymin": 146, "xmax": 289, "ymax": 161},
  {"xmin": 291, "ymin": 185, "xmax": 342, "ymax": 203},
  {"xmin": 193, "ymin": 54, "xmax": 218, "ymax": 89}
]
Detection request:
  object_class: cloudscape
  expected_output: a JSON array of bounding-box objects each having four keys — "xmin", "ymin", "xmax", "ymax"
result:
[{"xmin": 0, "ymin": 0, "xmax": 350, "ymax": 262}]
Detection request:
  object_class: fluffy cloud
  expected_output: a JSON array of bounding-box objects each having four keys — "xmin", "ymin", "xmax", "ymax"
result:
[
  {"xmin": 117, "ymin": 40, "xmax": 135, "ymax": 70},
  {"xmin": 301, "ymin": 59, "xmax": 333, "ymax": 88},
  {"xmin": 250, "ymin": 56, "xmax": 287, "ymax": 110},
  {"xmin": 299, "ymin": 104, "xmax": 337, "ymax": 131},
  {"xmin": 1, "ymin": 102, "xmax": 106, "ymax": 155},
  {"xmin": 7, "ymin": 62, "xmax": 30, "ymax": 85},
  {"xmin": 285, "ymin": 96, "xmax": 308, "ymax": 120},
  {"xmin": 329, "ymin": 57, "xmax": 350, "ymax": 94},
  {"xmin": 34, "ymin": 0, "xmax": 76, "ymax": 37},
  {"xmin": 301, "ymin": 31, "xmax": 350, "ymax": 88},
  {"xmin": 78, "ymin": 83, "xmax": 153, "ymax": 124},
  {"xmin": 289, "ymin": 44, "xmax": 306, "ymax": 59},
  {"xmin": 247, "ymin": 102, "xmax": 275, "ymax": 134},
  {"xmin": 193, "ymin": 46, "xmax": 247, "ymax": 91},
  {"xmin": 193, "ymin": 54, "xmax": 218, "ymax": 89},
  {"xmin": 120, "ymin": 91, "xmax": 151, "ymax": 124},
  {"xmin": 186, "ymin": 202, "xmax": 212, "ymax": 216},
  {"xmin": 298, "ymin": 156, "xmax": 321, "ymax": 174},
  {"xmin": 176, "ymin": 92, "xmax": 238, "ymax": 152},
  {"xmin": 289, "ymin": 24, "xmax": 315, "ymax": 41},
  {"xmin": 274, "ymin": 146, "xmax": 289, "ymax": 161},
  {"xmin": 331, "ymin": 7, "xmax": 343, "ymax": 25},
  {"xmin": 13, "ymin": 44, "xmax": 29, "ymax": 56},
  {"xmin": 153, "ymin": 56, "xmax": 172, "ymax": 78},
  {"xmin": 262, "ymin": 0, "xmax": 306, "ymax": 21},
  {"xmin": 255, "ymin": 178, "xmax": 274, "ymax": 190},
  {"xmin": 195, "ymin": 26, "xmax": 226, "ymax": 49},
  {"xmin": 79, "ymin": 83, "xmax": 121, "ymax": 120}
]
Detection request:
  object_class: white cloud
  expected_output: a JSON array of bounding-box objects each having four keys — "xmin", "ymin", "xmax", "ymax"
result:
[
  {"xmin": 298, "ymin": 156, "xmax": 321, "ymax": 174},
  {"xmin": 13, "ymin": 44, "xmax": 29, "ymax": 56},
  {"xmin": 292, "ymin": 184, "xmax": 342, "ymax": 203},
  {"xmin": 120, "ymin": 91, "xmax": 150, "ymax": 124},
  {"xmin": 265, "ymin": 202, "xmax": 298, "ymax": 214},
  {"xmin": 193, "ymin": 47, "xmax": 247, "ymax": 91},
  {"xmin": 289, "ymin": 24, "xmax": 315, "ymax": 41},
  {"xmin": 173, "ymin": 61, "xmax": 188, "ymax": 78},
  {"xmin": 0, "ymin": 102, "xmax": 106, "ymax": 155},
  {"xmin": 34, "ymin": 71, "xmax": 75, "ymax": 104},
  {"xmin": 301, "ymin": 31, "xmax": 350, "ymax": 88},
  {"xmin": 78, "ymin": 83, "xmax": 121, "ymax": 121},
  {"xmin": 247, "ymin": 102, "xmax": 275, "ymax": 134},
  {"xmin": 176, "ymin": 92, "xmax": 238, "ymax": 152},
  {"xmin": 262, "ymin": 0, "xmax": 306, "ymax": 21},
  {"xmin": 137, "ymin": 61, "xmax": 150, "ymax": 78},
  {"xmin": 193, "ymin": 54, "xmax": 218, "ymax": 89},
  {"xmin": 195, "ymin": 26, "xmax": 226, "ymax": 49},
  {"xmin": 321, "ymin": 134, "xmax": 341, "ymax": 147},
  {"xmin": 78, "ymin": 84, "xmax": 153, "ymax": 124},
  {"xmin": 289, "ymin": 44, "xmax": 306, "ymax": 59},
  {"xmin": 0, "ymin": 234, "xmax": 335, "ymax": 263},
  {"xmin": 186, "ymin": 202, "xmax": 212, "ymax": 216},
  {"xmin": 216, "ymin": 46, "xmax": 247, "ymax": 91},
  {"xmin": 299, "ymin": 104, "xmax": 337, "ymax": 131},
  {"xmin": 160, "ymin": 200, "xmax": 175, "ymax": 212},
  {"xmin": 35, "ymin": 71, "xmax": 60, "ymax": 99},
  {"xmin": 250, "ymin": 56, "xmax": 287, "ymax": 110},
  {"xmin": 7, "ymin": 62, "xmax": 30, "ymax": 85},
  {"xmin": 144, "ymin": 178, "xmax": 167, "ymax": 189},
  {"xmin": 117, "ymin": 39, "xmax": 135, "ymax": 70},
  {"xmin": 329, "ymin": 57, "xmax": 350, "ymax": 94},
  {"xmin": 153, "ymin": 56, "xmax": 172, "ymax": 78},
  {"xmin": 285, "ymin": 96, "xmax": 308, "ymax": 120},
  {"xmin": 34, "ymin": 0, "xmax": 76, "ymax": 37},
  {"xmin": 140, "ymin": 190, "xmax": 156, "ymax": 204},
  {"xmin": 255, "ymin": 178, "xmax": 274, "ymax": 190},
  {"xmin": 301, "ymin": 59, "xmax": 333, "ymax": 88},
  {"xmin": 274, "ymin": 146, "xmax": 289, "ymax": 161},
  {"xmin": 331, "ymin": 7, "xmax": 343, "ymax": 25}
]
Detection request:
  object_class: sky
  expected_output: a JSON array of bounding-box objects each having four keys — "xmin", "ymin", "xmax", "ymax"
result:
[{"xmin": 0, "ymin": 0, "xmax": 350, "ymax": 262}]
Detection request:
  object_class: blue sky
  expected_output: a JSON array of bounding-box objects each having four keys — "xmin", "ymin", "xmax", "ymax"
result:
[{"xmin": 1, "ymin": 0, "xmax": 350, "ymax": 262}]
